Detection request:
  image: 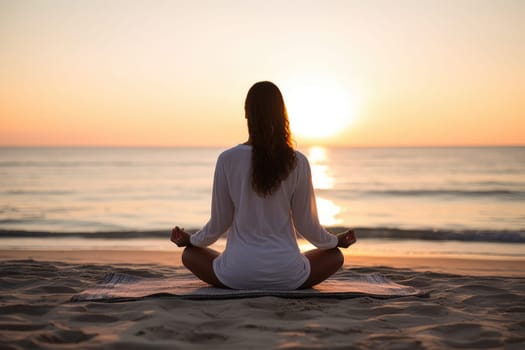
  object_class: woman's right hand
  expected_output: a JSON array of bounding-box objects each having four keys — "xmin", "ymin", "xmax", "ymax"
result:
[{"xmin": 336, "ymin": 229, "xmax": 356, "ymax": 248}]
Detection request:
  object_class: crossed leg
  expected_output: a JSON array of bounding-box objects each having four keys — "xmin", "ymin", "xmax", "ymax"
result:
[
  {"xmin": 298, "ymin": 248, "xmax": 344, "ymax": 289},
  {"xmin": 181, "ymin": 246, "xmax": 229, "ymax": 288},
  {"xmin": 182, "ymin": 245, "xmax": 343, "ymax": 290}
]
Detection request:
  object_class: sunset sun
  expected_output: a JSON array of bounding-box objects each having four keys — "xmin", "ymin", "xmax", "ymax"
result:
[{"xmin": 283, "ymin": 79, "xmax": 357, "ymax": 140}]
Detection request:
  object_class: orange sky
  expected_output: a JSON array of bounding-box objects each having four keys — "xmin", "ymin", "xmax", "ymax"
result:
[{"xmin": 1, "ymin": 0, "xmax": 524, "ymax": 147}]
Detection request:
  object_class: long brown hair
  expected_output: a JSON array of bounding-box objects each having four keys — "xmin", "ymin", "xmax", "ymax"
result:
[{"xmin": 245, "ymin": 81, "xmax": 296, "ymax": 196}]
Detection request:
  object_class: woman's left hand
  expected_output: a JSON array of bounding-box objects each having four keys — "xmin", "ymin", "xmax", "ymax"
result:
[{"xmin": 170, "ymin": 226, "xmax": 192, "ymax": 247}]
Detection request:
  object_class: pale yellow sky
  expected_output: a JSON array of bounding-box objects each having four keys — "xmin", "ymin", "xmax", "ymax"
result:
[{"xmin": 1, "ymin": 0, "xmax": 524, "ymax": 147}]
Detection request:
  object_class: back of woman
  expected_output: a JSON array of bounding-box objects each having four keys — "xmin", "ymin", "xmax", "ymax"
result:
[{"xmin": 191, "ymin": 144, "xmax": 336, "ymax": 289}]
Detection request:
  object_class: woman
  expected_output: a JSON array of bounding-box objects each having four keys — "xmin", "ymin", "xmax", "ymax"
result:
[{"xmin": 171, "ymin": 81, "xmax": 356, "ymax": 290}]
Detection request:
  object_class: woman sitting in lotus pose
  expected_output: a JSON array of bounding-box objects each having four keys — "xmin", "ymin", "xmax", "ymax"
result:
[{"xmin": 171, "ymin": 81, "xmax": 356, "ymax": 290}]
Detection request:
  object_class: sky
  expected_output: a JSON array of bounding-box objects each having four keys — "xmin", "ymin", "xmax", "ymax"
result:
[{"xmin": 1, "ymin": 0, "xmax": 524, "ymax": 147}]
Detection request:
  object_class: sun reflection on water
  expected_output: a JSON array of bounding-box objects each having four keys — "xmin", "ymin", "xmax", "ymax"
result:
[
  {"xmin": 307, "ymin": 146, "xmax": 342, "ymax": 226},
  {"xmin": 308, "ymin": 146, "xmax": 333, "ymax": 190},
  {"xmin": 316, "ymin": 197, "xmax": 342, "ymax": 226}
]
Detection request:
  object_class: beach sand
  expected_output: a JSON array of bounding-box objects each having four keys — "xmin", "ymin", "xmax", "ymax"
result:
[{"xmin": 1, "ymin": 250, "xmax": 524, "ymax": 349}]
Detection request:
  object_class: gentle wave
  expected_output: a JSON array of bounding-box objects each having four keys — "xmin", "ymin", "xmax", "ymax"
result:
[
  {"xmin": 365, "ymin": 189, "xmax": 525, "ymax": 198},
  {"xmin": 0, "ymin": 161, "xmax": 213, "ymax": 168},
  {"xmin": 1, "ymin": 228, "xmax": 524, "ymax": 243},
  {"xmin": 317, "ymin": 188, "xmax": 525, "ymax": 199},
  {"xmin": 3, "ymin": 190, "xmax": 76, "ymax": 195}
]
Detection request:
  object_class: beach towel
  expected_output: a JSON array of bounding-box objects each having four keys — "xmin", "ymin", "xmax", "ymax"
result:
[{"xmin": 72, "ymin": 272, "xmax": 428, "ymax": 302}]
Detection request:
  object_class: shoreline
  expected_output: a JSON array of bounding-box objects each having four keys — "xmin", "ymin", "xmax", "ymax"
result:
[
  {"xmin": 2, "ymin": 227, "xmax": 524, "ymax": 242},
  {"xmin": 2, "ymin": 249, "xmax": 524, "ymax": 277}
]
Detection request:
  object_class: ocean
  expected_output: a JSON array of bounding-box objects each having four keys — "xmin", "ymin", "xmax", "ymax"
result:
[{"xmin": 1, "ymin": 146, "xmax": 524, "ymax": 259}]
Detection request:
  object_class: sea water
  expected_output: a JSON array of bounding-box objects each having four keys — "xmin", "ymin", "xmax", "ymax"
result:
[{"xmin": 1, "ymin": 146, "xmax": 524, "ymax": 257}]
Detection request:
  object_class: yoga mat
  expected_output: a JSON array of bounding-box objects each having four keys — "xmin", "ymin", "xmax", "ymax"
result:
[{"xmin": 72, "ymin": 272, "xmax": 429, "ymax": 302}]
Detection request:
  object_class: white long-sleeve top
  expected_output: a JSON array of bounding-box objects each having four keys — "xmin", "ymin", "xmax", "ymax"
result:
[{"xmin": 190, "ymin": 144, "xmax": 338, "ymax": 290}]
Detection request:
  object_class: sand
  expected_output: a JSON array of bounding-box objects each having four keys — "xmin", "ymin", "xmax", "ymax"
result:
[{"xmin": 0, "ymin": 250, "xmax": 524, "ymax": 349}]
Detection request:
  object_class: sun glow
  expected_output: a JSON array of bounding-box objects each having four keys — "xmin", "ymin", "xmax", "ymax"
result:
[{"xmin": 283, "ymin": 78, "xmax": 357, "ymax": 140}]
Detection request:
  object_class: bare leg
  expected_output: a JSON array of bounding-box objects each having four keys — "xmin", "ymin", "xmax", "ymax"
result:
[
  {"xmin": 181, "ymin": 246, "xmax": 229, "ymax": 288},
  {"xmin": 298, "ymin": 248, "xmax": 343, "ymax": 289}
]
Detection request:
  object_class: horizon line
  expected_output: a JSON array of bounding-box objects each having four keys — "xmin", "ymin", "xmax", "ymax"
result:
[{"xmin": 1, "ymin": 144, "xmax": 524, "ymax": 149}]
